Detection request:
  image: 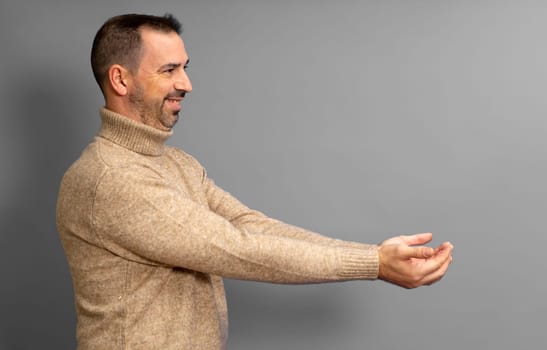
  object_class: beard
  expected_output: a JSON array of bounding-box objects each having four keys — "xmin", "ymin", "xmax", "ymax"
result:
[{"xmin": 128, "ymin": 83, "xmax": 180, "ymax": 131}]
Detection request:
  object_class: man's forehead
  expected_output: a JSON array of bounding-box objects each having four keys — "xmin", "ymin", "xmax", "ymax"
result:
[{"xmin": 140, "ymin": 28, "xmax": 188, "ymax": 63}]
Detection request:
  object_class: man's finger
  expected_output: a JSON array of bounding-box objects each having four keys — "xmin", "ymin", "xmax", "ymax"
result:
[
  {"xmin": 402, "ymin": 245, "xmax": 435, "ymax": 259},
  {"xmin": 401, "ymin": 233, "xmax": 433, "ymax": 246},
  {"xmin": 420, "ymin": 253, "xmax": 453, "ymax": 286}
]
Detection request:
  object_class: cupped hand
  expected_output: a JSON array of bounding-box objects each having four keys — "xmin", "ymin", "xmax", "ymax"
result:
[{"xmin": 378, "ymin": 233, "xmax": 453, "ymax": 289}]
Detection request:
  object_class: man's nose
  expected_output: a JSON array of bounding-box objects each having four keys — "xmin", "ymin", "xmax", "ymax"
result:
[{"xmin": 175, "ymin": 70, "xmax": 192, "ymax": 93}]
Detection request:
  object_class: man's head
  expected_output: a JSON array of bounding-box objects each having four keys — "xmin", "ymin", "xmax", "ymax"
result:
[{"xmin": 91, "ymin": 13, "xmax": 192, "ymax": 131}]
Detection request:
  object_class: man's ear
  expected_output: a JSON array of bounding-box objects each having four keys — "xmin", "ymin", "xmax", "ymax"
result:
[{"xmin": 107, "ymin": 64, "xmax": 130, "ymax": 96}]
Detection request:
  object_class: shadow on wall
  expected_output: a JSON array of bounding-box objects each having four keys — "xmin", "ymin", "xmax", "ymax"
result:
[
  {"xmin": 224, "ymin": 279, "xmax": 365, "ymax": 347},
  {"xmin": 0, "ymin": 67, "xmax": 95, "ymax": 349}
]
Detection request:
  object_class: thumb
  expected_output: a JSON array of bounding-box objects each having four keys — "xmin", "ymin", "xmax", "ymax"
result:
[{"xmin": 405, "ymin": 246, "xmax": 434, "ymax": 259}]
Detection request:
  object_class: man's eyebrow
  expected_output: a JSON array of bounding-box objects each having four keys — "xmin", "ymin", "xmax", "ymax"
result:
[
  {"xmin": 159, "ymin": 59, "xmax": 190, "ymax": 72},
  {"xmin": 159, "ymin": 63, "xmax": 181, "ymax": 71}
]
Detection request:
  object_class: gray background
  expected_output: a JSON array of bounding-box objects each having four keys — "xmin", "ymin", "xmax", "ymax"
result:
[{"xmin": 1, "ymin": 0, "xmax": 545, "ymax": 349}]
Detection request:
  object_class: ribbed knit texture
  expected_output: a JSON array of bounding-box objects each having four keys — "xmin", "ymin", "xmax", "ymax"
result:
[
  {"xmin": 98, "ymin": 108, "xmax": 171, "ymax": 155},
  {"xmin": 56, "ymin": 108, "xmax": 379, "ymax": 350}
]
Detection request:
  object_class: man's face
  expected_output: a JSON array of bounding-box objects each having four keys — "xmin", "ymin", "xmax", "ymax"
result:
[{"xmin": 128, "ymin": 27, "xmax": 192, "ymax": 131}]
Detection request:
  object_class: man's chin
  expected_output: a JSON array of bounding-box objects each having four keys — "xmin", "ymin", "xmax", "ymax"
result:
[{"xmin": 161, "ymin": 113, "xmax": 179, "ymax": 130}]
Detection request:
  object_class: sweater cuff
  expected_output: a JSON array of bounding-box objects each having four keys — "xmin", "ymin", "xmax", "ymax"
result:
[{"xmin": 338, "ymin": 247, "xmax": 379, "ymax": 280}]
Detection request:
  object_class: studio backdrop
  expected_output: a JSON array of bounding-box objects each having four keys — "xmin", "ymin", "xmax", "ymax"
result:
[{"xmin": 1, "ymin": 0, "xmax": 545, "ymax": 349}]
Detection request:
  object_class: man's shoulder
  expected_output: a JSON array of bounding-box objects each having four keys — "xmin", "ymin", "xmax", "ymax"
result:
[{"xmin": 60, "ymin": 137, "xmax": 143, "ymax": 188}]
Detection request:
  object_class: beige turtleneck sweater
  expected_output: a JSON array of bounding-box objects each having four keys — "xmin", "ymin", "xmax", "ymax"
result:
[{"xmin": 56, "ymin": 108, "xmax": 379, "ymax": 350}]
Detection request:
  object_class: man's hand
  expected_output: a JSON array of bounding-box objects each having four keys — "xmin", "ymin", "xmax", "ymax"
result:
[{"xmin": 378, "ymin": 233, "xmax": 453, "ymax": 289}]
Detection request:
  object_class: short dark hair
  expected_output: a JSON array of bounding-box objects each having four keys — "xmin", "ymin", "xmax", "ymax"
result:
[{"xmin": 91, "ymin": 13, "xmax": 182, "ymax": 91}]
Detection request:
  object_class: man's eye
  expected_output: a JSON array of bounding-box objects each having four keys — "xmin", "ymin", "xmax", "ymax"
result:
[{"xmin": 183, "ymin": 65, "xmax": 189, "ymax": 71}]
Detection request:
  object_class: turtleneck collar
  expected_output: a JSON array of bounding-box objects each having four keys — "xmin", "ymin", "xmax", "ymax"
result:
[{"xmin": 98, "ymin": 107, "xmax": 173, "ymax": 156}]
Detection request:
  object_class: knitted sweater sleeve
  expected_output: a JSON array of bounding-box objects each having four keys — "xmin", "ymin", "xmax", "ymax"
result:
[
  {"xmin": 203, "ymin": 170, "xmax": 377, "ymax": 251},
  {"xmin": 92, "ymin": 166, "xmax": 378, "ymax": 283}
]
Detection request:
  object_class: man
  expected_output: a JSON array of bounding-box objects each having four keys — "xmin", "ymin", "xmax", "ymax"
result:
[{"xmin": 56, "ymin": 13, "xmax": 453, "ymax": 350}]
